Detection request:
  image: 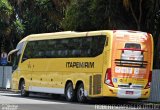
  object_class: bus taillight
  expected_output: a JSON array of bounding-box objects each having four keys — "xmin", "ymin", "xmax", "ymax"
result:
[
  {"xmin": 105, "ymin": 68, "xmax": 114, "ymax": 87},
  {"xmin": 144, "ymin": 71, "xmax": 152, "ymax": 89}
]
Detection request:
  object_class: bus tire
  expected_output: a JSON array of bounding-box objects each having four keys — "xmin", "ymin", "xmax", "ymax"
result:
[
  {"xmin": 65, "ymin": 82, "xmax": 75, "ymax": 102},
  {"xmin": 76, "ymin": 83, "xmax": 87, "ymax": 103},
  {"xmin": 20, "ymin": 81, "xmax": 29, "ymax": 97}
]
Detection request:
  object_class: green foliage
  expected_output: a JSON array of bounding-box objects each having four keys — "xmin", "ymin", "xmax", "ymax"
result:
[
  {"xmin": 90, "ymin": 0, "xmax": 131, "ymax": 30},
  {"xmin": 0, "ymin": 0, "xmax": 13, "ymax": 30},
  {"xmin": 0, "ymin": 0, "xmax": 13, "ymax": 21},
  {"xmin": 62, "ymin": 0, "xmax": 136, "ymax": 31},
  {"xmin": 35, "ymin": 0, "xmax": 52, "ymax": 11},
  {"xmin": 12, "ymin": 19, "xmax": 25, "ymax": 39},
  {"xmin": 89, "ymin": 0, "xmax": 109, "ymax": 29},
  {"xmin": 62, "ymin": 0, "xmax": 93, "ymax": 31},
  {"xmin": 0, "ymin": 0, "xmax": 13, "ymax": 52},
  {"xmin": 11, "ymin": 0, "xmax": 62, "ymax": 35}
]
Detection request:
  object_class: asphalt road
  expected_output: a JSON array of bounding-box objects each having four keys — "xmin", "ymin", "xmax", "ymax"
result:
[{"xmin": 0, "ymin": 91, "xmax": 159, "ymax": 110}]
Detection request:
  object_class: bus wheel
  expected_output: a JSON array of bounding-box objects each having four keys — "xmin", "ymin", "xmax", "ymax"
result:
[
  {"xmin": 77, "ymin": 83, "xmax": 87, "ymax": 103},
  {"xmin": 20, "ymin": 81, "xmax": 29, "ymax": 97},
  {"xmin": 65, "ymin": 82, "xmax": 75, "ymax": 102}
]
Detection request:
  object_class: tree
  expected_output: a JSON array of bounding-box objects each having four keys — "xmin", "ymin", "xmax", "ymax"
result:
[
  {"xmin": 62, "ymin": 0, "xmax": 136, "ymax": 31},
  {"xmin": 0, "ymin": 0, "xmax": 70, "ymax": 52},
  {"xmin": 62, "ymin": 0, "xmax": 94, "ymax": 31},
  {"xmin": 51, "ymin": 0, "xmax": 70, "ymax": 15},
  {"xmin": 0, "ymin": 0, "xmax": 13, "ymax": 52},
  {"xmin": 9, "ymin": 0, "xmax": 70, "ymax": 35},
  {"xmin": 152, "ymin": 10, "xmax": 160, "ymax": 68},
  {"xmin": 123, "ymin": 0, "xmax": 143, "ymax": 30}
]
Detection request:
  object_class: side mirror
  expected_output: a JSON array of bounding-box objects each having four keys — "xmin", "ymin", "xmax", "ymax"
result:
[
  {"xmin": 7, "ymin": 49, "xmax": 19, "ymax": 63},
  {"xmin": 7, "ymin": 54, "xmax": 12, "ymax": 63}
]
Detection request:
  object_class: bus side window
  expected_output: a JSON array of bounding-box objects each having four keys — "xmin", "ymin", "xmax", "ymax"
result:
[
  {"xmin": 22, "ymin": 41, "xmax": 35, "ymax": 61},
  {"xmin": 72, "ymin": 50, "xmax": 81, "ymax": 57},
  {"xmin": 89, "ymin": 36, "xmax": 106, "ymax": 57},
  {"xmin": 51, "ymin": 50, "xmax": 55, "ymax": 57},
  {"xmin": 12, "ymin": 53, "xmax": 20, "ymax": 71}
]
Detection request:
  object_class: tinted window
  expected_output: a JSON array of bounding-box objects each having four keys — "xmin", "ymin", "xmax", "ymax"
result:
[
  {"xmin": 22, "ymin": 35, "xmax": 106, "ymax": 60},
  {"xmin": 23, "ymin": 42, "xmax": 36, "ymax": 59}
]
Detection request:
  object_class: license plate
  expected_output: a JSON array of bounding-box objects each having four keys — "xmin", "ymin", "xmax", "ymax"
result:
[{"xmin": 126, "ymin": 91, "xmax": 134, "ymax": 95}]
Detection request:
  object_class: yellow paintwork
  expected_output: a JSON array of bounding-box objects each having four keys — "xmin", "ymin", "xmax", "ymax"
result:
[{"xmin": 10, "ymin": 30, "xmax": 153, "ymax": 99}]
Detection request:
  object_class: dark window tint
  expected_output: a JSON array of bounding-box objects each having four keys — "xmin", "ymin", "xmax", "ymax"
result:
[
  {"xmin": 22, "ymin": 35, "xmax": 106, "ymax": 60},
  {"xmin": 23, "ymin": 42, "xmax": 36, "ymax": 59},
  {"xmin": 125, "ymin": 43, "xmax": 141, "ymax": 49}
]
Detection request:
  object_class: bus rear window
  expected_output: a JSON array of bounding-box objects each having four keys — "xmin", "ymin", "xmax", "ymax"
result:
[{"xmin": 125, "ymin": 43, "xmax": 141, "ymax": 49}]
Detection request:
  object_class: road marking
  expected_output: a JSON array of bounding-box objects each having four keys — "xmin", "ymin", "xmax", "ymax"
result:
[{"xmin": 0, "ymin": 92, "xmax": 19, "ymax": 96}]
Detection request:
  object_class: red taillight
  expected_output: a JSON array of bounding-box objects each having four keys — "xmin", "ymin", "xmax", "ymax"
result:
[
  {"xmin": 105, "ymin": 68, "xmax": 114, "ymax": 87},
  {"xmin": 144, "ymin": 71, "xmax": 152, "ymax": 89},
  {"xmin": 147, "ymin": 33, "xmax": 151, "ymax": 37}
]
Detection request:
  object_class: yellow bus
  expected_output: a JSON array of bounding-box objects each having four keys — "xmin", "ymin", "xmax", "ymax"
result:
[{"xmin": 8, "ymin": 30, "xmax": 153, "ymax": 103}]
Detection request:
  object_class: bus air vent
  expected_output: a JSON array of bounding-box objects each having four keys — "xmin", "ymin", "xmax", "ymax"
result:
[{"xmin": 93, "ymin": 74, "xmax": 101, "ymax": 95}]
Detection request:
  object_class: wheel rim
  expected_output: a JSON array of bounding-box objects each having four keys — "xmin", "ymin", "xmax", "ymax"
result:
[
  {"xmin": 21, "ymin": 83, "xmax": 25, "ymax": 95},
  {"xmin": 67, "ymin": 86, "xmax": 73, "ymax": 99},
  {"xmin": 78, "ymin": 87, "xmax": 84, "ymax": 101}
]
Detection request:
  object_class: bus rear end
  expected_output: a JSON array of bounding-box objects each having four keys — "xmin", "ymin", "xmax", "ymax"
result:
[{"xmin": 103, "ymin": 30, "xmax": 153, "ymax": 99}]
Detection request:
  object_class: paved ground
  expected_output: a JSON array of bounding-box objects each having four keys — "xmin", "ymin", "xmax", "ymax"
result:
[{"xmin": 0, "ymin": 91, "xmax": 159, "ymax": 110}]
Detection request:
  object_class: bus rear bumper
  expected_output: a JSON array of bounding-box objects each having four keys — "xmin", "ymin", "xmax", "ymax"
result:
[
  {"xmin": 103, "ymin": 86, "xmax": 150, "ymax": 99},
  {"xmin": 117, "ymin": 88, "xmax": 141, "ymax": 99}
]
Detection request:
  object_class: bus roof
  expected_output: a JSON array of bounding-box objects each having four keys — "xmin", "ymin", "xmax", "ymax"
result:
[
  {"xmin": 18, "ymin": 30, "xmax": 149, "ymax": 44},
  {"xmin": 19, "ymin": 30, "xmax": 111, "ymax": 43}
]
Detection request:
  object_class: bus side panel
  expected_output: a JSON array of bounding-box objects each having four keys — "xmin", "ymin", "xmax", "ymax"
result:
[
  {"xmin": 102, "ymin": 31, "xmax": 115, "ymax": 97},
  {"xmin": 17, "ymin": 59, "xmax": 32, "ymax": 91},
  {"xmin": 11, "ymin": 71, "xmax": 19, "ymax": 91},
  {"xmin": 61, "ymin": 55, "xmax": 104, "ymax": 97}
]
